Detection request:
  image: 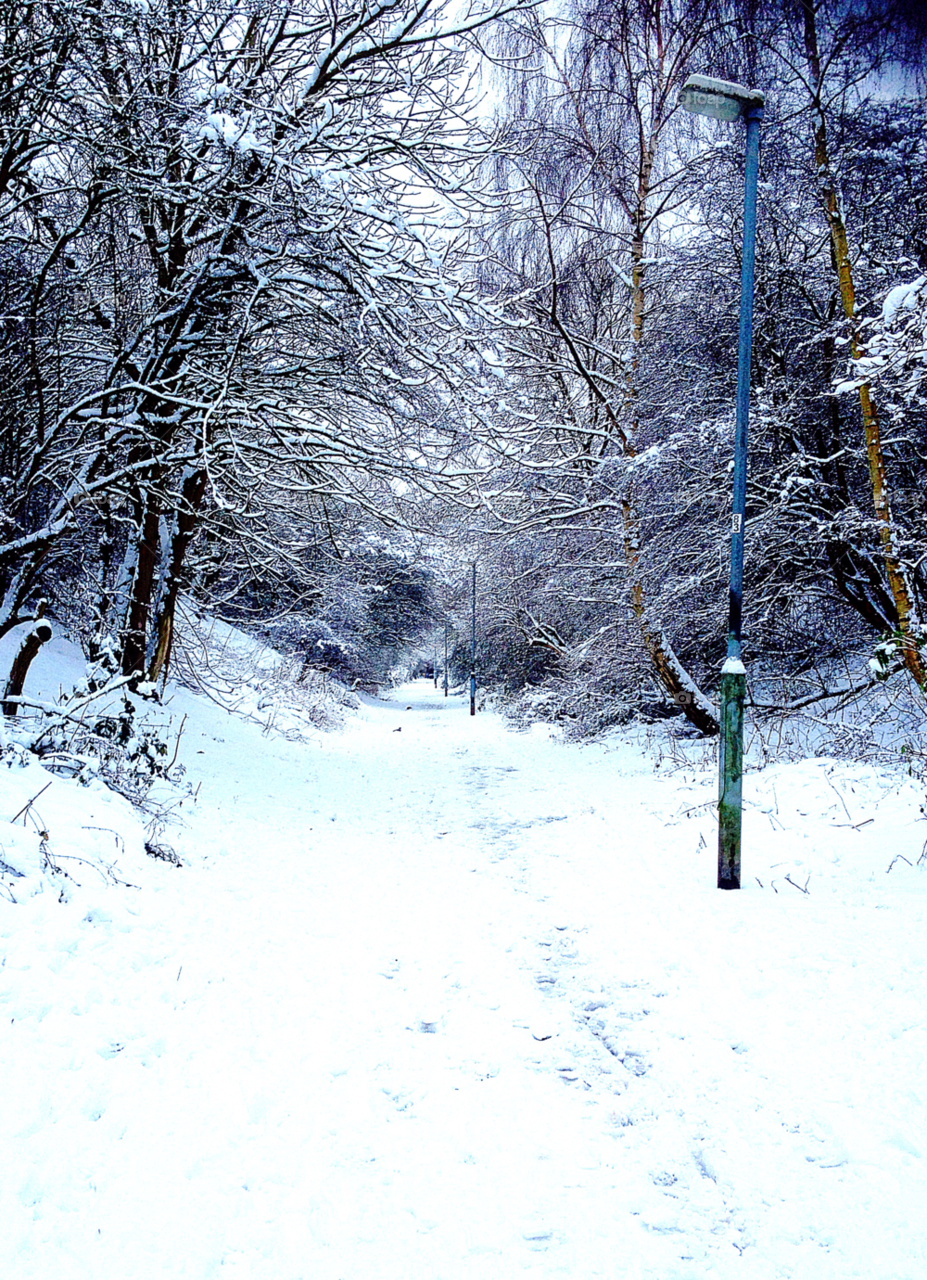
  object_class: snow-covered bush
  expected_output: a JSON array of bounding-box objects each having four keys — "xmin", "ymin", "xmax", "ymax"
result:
[
  {"xmin": 835, "ymin": 273, "xmax": 927, "ymax": 420},
  {"xmin": 170, "ymin": 607, "xmax": 358, "ymax": 736},
  {"xmin": 4, "ymin": 668, "xmax": 182, "ymax": 807},
  {"xmin": 0, "ymin": 740, "xmax": 152, "ymax": 905}
]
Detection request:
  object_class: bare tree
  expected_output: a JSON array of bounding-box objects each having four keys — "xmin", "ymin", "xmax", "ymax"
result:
[
  {"xmin": 0, "ymin": 0, "xmax": 531, "ymax": 686},
  {"xmin": 793, "ymin": 0, "xmax": 926, "ymax": 686},
  {"xmin": 475, "ymin": 0, "xmax": 727, "ymax": 731}
]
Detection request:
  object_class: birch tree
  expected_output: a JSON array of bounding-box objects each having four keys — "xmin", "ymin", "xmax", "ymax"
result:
[
  {"xmin": 479, "ymin": 0, "xmax": 726, "ymax": 732},
  {"xmin": 790, "ymin": 0, "xmax": 925, "ymax": 685}
]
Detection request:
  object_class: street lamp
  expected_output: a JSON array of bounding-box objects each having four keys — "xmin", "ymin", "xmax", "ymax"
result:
[{"xmin": 680, "ymin": 74, "xmax": 764, "ymax": 891}]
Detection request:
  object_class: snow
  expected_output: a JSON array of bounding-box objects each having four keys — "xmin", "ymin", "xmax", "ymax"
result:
[
  {"xmin": 833, "ymin": 379, "xmax": 859, "ymax": 396},
  {"xmin": 2, "ymin": 633, "xmax": 927, "ymax": 1278},
  {"xmin": 882, "ymin": 276, "xmax": 926, "ymax": 326},
  {"xmin": 196, "ymin": 110, "xmax": 263, "ymax": 155}
]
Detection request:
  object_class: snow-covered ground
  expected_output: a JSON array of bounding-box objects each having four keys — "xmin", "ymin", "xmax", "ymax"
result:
[{"xmin": 2, "ymin": 633, "xmax": 926, "ymax": 1279}]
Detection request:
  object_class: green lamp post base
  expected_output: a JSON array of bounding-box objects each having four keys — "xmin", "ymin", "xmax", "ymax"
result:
[{"xmin": 718, "ymin": 658, "xmax": 746, "ymax": 890}]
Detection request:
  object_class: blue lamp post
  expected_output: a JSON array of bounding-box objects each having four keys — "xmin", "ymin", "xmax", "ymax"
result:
[{"xmin": 680, "ymin": 74, "xmax": 764, "ymax": 891}]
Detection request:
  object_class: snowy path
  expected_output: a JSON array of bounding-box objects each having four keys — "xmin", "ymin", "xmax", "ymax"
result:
[{"xmin": 3, "ymin": 678, "xmax": 927, "ymax": 1279}]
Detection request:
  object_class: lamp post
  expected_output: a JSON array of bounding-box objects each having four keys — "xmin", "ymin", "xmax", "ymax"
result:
[
  {"xmin": 470, "ymin": 562, "xmax": 477, "ymax": 716},
  {"xmin": 444, "ymin": 621, "xmax": 449, "ymax": 697},
  {"xmin": 680, "ymin": 74, "xmax": 764, "ymax": 891}
]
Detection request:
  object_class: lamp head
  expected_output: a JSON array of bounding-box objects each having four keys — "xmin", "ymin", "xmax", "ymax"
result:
[{"xmin": 680, "ymin": 74, "xmax": 764, "ymax": 122}]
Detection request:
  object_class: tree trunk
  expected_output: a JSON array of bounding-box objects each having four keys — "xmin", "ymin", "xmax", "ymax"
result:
[
  {"xmin": 148, "ymin": 468, "xmax": 208, "ymax": 684},
  {"xmin": 801, "ymin": 0, "xmax": 926, "ymax": 687},
  {"xmin": 0, "ymin": 544, "xmax": 52, "ymax": 641},
  {"xmin": 121, "ymin": 488, "xmax": 162, "ymax": 677},
  {"xmin": 623, "ymin": 503, "xmax": 719, "ymax": 734},
  {"xmin": 3, "ymin": 619, "xmax": 52, "ymax": 716},
  {"xmin": 87, "ymin": 505, "xmax": 122, "ymax": 663},
  {"xmin": 620, "ymin": 131, "xmax": 719, "ymax": 734}
]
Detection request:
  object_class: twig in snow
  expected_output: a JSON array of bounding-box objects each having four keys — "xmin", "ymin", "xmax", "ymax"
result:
[
  {"xmin": 9, "ymin": 780, "xmax": 53, "ymax": 824},
  {"xmin": 681, "ymin": 799, "xmax": 715, "ymax": 817},
  {"xmin": 81, "ymin": 826, "xmax": 125, "ymax": 853},
  {"xmin": 886, "ymin": 854, "xmax": 913, "ymax": 873},
  {"xmin": 826, "ymin": 778, "xmax": 853, "ymax": 822},
  {"xmin": 784, "ymin": 873, "xmax": 811, "ymax": 894},
  {"xmin": 145, "ymin": 841, "xmax": 182, "ymax": 866},
  {"xmin": 166, "ymin": 715, "xmax": 187, "ymax": 771},
  {"xmin": 49, "ymin": 851, "xmax": 123, "ymax": 885}
]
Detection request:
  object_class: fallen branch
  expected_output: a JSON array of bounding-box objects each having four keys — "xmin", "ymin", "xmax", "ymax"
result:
[
  {"xmin": 750, "ymin": 676, "xmax": 879, "ymax": 714},
  {"xmin": 3, "ymin": 676, "xmax": 139, "ymax": 734}
]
